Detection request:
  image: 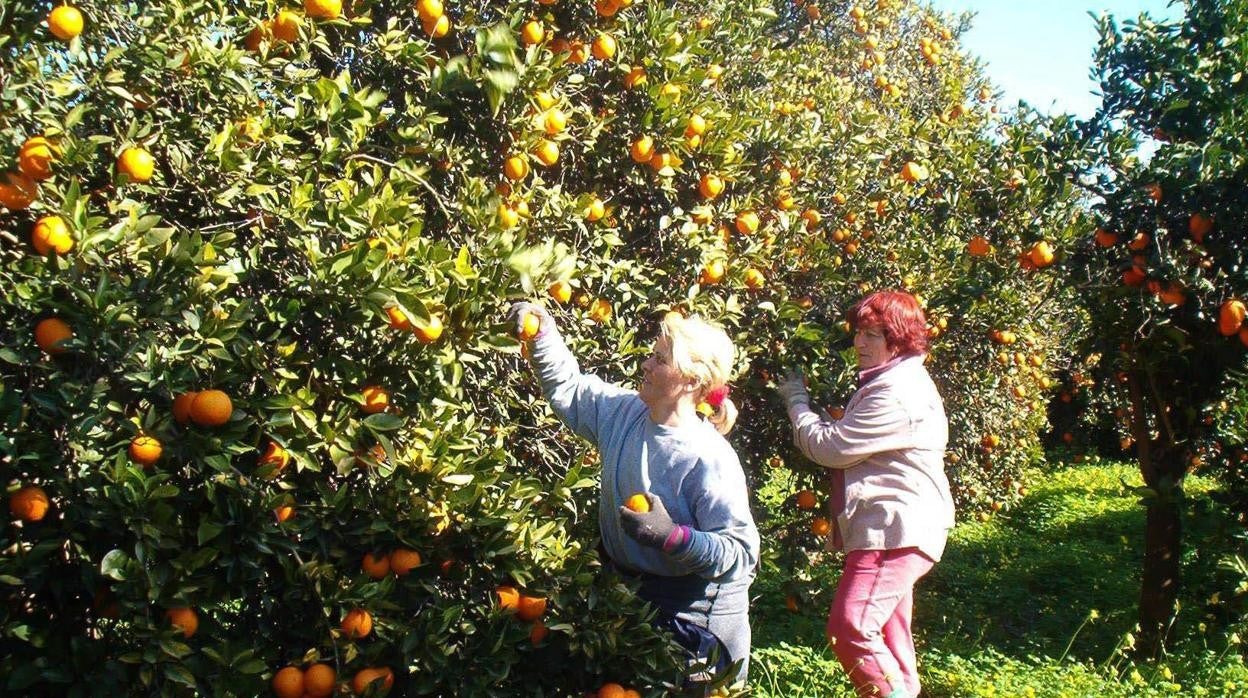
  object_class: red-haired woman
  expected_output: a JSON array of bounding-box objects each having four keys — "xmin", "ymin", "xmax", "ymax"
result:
[{"xmin": 777, "ymin": 290, "xmax": 954, "ymax": 698}]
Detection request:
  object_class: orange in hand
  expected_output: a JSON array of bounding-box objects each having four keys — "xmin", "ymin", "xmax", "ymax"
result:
[{"xmin": 624, "ymin": 493, "xmax": 650, "ymax": 513}]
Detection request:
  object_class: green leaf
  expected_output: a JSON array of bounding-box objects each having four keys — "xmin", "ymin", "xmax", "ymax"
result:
[
  {"xmin": 101, "ymin": 549, "xmax": 131, "ymax": 581},
  {"xmin": 197, "ymin": 521, "xmax": 224, "ymax": 545},
  {"xmin": 364, "ymin": 413, "xmax": 405, "ymax": 431}
]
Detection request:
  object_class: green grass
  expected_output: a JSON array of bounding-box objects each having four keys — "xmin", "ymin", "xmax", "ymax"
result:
[{"xmin": 748, "ymin": 459, "xmax": 1248, "ymax": 697}]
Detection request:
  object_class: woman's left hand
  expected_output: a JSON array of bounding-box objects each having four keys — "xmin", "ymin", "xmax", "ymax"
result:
[
  {"xmin": 619, "ymin": 494, "xmax": 676, "ymax": 549},
  {"xmin": 776, "ymin": 369, "xmax": 810, "ymax": 410}
]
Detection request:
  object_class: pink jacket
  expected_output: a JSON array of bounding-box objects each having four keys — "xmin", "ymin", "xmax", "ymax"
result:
[{"xmin": 787, "ymin": 355, "xmax": 955, "ymax": 561}]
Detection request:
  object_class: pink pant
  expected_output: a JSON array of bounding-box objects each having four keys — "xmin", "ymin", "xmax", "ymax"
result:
[{"xmin": 827, "ymin": 548, "xmax": 935, "ymax": 697}]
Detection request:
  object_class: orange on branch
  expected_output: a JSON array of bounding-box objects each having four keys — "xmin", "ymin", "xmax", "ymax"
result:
[
  {"xmin": 340, "ymin": 608, "xmax": 372, "ymax": 639},
  {"xmin": 34, "ymin": 318, "xmax": 73, "ymax": 354},
  {"xmin": 32, "ymin": 215, "xmax": 73, "ymax": 256},
  {"xmin": 10, "ymin": 486, "xmax": 50, "ymax": 522},
  {"xmin": 190, "ymin": 389, "xmax": 233, "ymax": 427},
  {"xmin": 129, "ymin": 436, "xmax": 162, "ymax": 467}
]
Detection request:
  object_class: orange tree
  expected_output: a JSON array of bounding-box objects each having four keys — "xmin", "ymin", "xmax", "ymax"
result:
[
  {"xmin": 1059, "ymin": 0, "xmax": 1248, "ymax": 657},
  {"xmin": 1, "ymin": 0, "xmax": 1087, "ymax": 693}
]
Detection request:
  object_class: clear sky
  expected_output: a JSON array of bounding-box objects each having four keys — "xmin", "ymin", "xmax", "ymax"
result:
[{"xmin": 927, "ymin": 1, "xmax": 1182, "ymax": 118}]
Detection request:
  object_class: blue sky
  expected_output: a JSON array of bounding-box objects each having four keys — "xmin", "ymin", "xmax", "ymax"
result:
[{"xmin": 927, "ymin": 1, "xmax": 1182, "ymax": 118}]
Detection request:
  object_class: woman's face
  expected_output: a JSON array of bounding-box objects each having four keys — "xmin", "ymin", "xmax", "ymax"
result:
[
  {"xmin": 854, "ymin": 324, "xmax": 897, "ymax": 370},
  {"xmin": 639, "ymin": 335, "xmax": 692, "ymax": 407}
]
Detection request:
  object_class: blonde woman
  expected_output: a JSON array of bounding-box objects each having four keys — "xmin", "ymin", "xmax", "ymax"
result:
[{"xmin": 510, "ymin": 302, "xmax": 759, "ymax": 683}]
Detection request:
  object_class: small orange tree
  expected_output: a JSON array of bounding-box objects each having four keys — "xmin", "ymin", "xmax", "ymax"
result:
[
  {"xmin": 2, "ymin": 0, "xmax": 1088, "ymax": 693},
  {"xmin": 1061, "ymin": 0, "xmax": 1248, "ymax": 657}
]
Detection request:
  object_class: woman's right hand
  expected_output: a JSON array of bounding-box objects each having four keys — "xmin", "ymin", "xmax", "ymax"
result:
[{"xmin": 508, "ymin": 301, "xmax": 551, "ymax": 341}]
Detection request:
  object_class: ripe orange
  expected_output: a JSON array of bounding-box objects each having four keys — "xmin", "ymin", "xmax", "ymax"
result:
[
  {"xmin": 698, "ymin": 173, "xmax": 723, "ymax": 199},
  {"xmin": 340, "ymin": 608, "xmax": 372, "ymax": 639},
  {"xmin": 0, "ymin": 172, "xmax": 38, "ymax": 210},
  {"xmin": 351, "ymin": 667, "xmax": 393, "ymax": 695},
  {"xmin": 129, "ymin": 436, "xmax": 162, "ymax": 467},
  {"xmin": 166, "ymin": 607, "xmax": 199, "ymax": 638},
  {"xmin": 274, "ymin": 505, "xmax": 295, "ymax": 523},
  {"xmin": 413, "ymin": 314, "xmax": 444, "ymax": 344},
  {"xmin": 584, "ymin": 197, "xmax": 606, "ymax": 222},
  {"xmin": 735, "ymin": 210, "xmax": 759, "ymax": 234},
  {"xmin": 389, "ymin": 548, "xmax": 422, "ymax": 576},
  {"xmin": 117, "ymin": 147, "xmax": 155, "ymax": 183},
  {"xmin": 48, "ymin": 5, "xmax": 85, "ymax": 41},
  {"xmin": 422, "ymin": 13, "xmax": 450, "ymax": 38},
  {"xmin": 966, "ymin": 236, "xmax": 991, "ymax": 257},
  {"xmin": 1026, "ymin": 240, "xmax": 1055, "ymax": 268},
  {"xmin": 517, "ymin": 311, "xmax": 541, "ymax": 341},
  {"xmin": 517, "ymin": 594, "xmax": 547, "ymax": 622},
  {"xmin": 810, "ymin": 517, "xmax": 831, "ymax": 537},
  {"xmin": 533, "ymin": 139, "xmax": 559, "ymax": 167},
  {"xmin": 623, "ymin": 65, "xmax": 647, "ymax": 88},
  {"xmin": 304, "ymin": 0, "xmax": 342, "ymax": 20},
  {"xmin": 1094, "ymin": 227, "xmax": 1118, "ymax": 247},
  {"xmin": 521, "ymin": 20, "xmax": 545, "ymax": 46},
  {"xmin": 1218, "ymin": 299, "xmax": 1246, "ymax": 336},
  {"xmin": 1144, "ymin": 182, "xmax": 1162, "ymax": 202},
  {"xmin": 699, "ymin": 259, "xmax": 725, "ymax": 285},
  {"xmin": 303, "ymin": 663, "xmax": 336, "ymax": 697},
  {"xmin": 32, "ymin": 215, "xmax": 73, "ymax": 256},
  {"xmin": 529, "ymin": 619, "xmax": 549, "ymax": 645},
  {"xmin": 172, "ymin": 392, "xmax": 198, "ymax": 424},
  {"xmin": 597, "ymin": 683, "xmax": 627, "ymax": 698},
  {"xmin": 588, "ymin": 298, "xmax": 612, "ymax": 323},
  {"xmin": 900, "ymin": 161, "xmax": 928, "ymax": 182},
  {"xmin": 541, "ymin": 108, "xmax": 567, "ymax": 135},
  {"xmin": 685, "ymin": 114, "xmax": 707, "ymax": 137},
  {"xmin": 503, "ymin": 155, "xmax": 529, "ymax": 181},
  {"xmin": 591, "ymin": 32, "xmax": 616, "ymax": 60},
  {"xmin": 785, "ymin": 594, "xmax": 800, "ymax": 613},
  {"xmin": 384, "ymin": 305, "xmax": 411, "ymax": 331},
  {"xmin": 416, "ymin": 0, "xmax": 443, "ymax": 22},
  {"xmin": 10, "ymin": 485, "xmax": 50, "ymax": 522},
  {"xmin": 801, "ymin": 209, "xmax": 822, "ymax": 229},
  {"xmin": 271, "ymin": 9, "xmax": 302, "ymax": 42},
  {"xmin": 18, "ymin": 136, "xmax": 60, "ymax": 181},
  {"xmin": 1189, "ymin": 213, "xmax": 1212, "ymax": 242},
  {"xmin": 258, "ymin": 441, "xmax": 291, "ymax": 477},
  {"xmin": 743, "ymin": 267, "xmax": 766, "ymax": 289},
  {"xmin": 629, "ymin": 136, "xmax": 654, "ymax": 164},
  {"xmin": 624, "ymin": 493, "xmax": 650, "ymax": 513},
  {"xmin": 272, "ymin": 666, "xmax": 305, "ymax": 698},
  {"xmin": 548, "ymin": 281, "xmax": 573, "ymax": 304},
  {"xmin": 495, "ymin": 585, "xmax": 521, "ymax": 612},
  {"xmin": 596, "ymin": 0, "xmax": 621, "ymax": 17},
  {"xmin": 362, "ymin": 552, "xmax": 391, "ymax": 579},
  {"xmin": 360, "ymin": 385, "xmax": 390, "ymax": 414},
  {"xmin": 190, "ymin": 389, "xmax": 233, "ymax": 427},
  {"xmin": 795, "ymin": 490, "xmax": 817, "ymax": 510},
  {"xmin": 34, "ymin": 317, "xmax": 72, "ymax": 354}
]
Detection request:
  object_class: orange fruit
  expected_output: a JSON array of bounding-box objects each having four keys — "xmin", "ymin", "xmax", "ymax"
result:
[
  {"xmin": 272, "ymin": 666, "xmax": 305, "ymax": 698},
  {"xmin": 389, "ymin": 547, "xmax": 422, "ymax": 576},
  {"xmin": 801, "ymin": 209, "xmax": 822, "ymax": 229},
  {"xmin": 18, "ymin": 136, "xmax": 61, "ymax": 181},
  {"xmin": 699, "ymin": 259, "xmax": 725, "ymax": 285},
  {"xmin": 386, "ymin": 306, "xmax": 412, "ymax": 331},
  {"xmin": 48, "ymin": 5, "xmax": 85, "ymax": 41},
  {"xmin": 1218, "ymin": 299, "xmax": 1246, "ymax": 336},
  {"xmin": 503, "ymin": 155, "xmax": 529, "ymax": 181},
  {"xmin": 172, "ymin": 392, "xmax": 198, "ymax": 424},
  {"xmin": 529, "ymin": 619, "xmax": 549, "ymax": 645},
  {"xmin": 629, "ymin": 136, "xmax": 654, "ymax": 164},
  {"xmin": 548, "ymin": 281, "xmax": 573, "ymax": 304},
  {"xmin": 785, "ymin": 594, "xmax": 800, "ymax": 613},
  {"xmin": 1094, "ymin": 228, "xmax": 1118, "ymax": 247},
  {"xmin": 0, "ymin": 172, "xmax": 38, "ymax": 210},
  {"xmin": 303, "ymin": 663, "xmax": 336, "ymax": 697},
  {"xmin": 413, "ymin": 314, "xmax": 444, "ymax": 344},
  {"xmin": 497, "ymin": 203, "xmax": 520, "ymax": 229},
  {"xmin": 966, "ymin": 236, "xmax": 991, "ymax": 257},
  {"xmin": 623, "ymin": 65, "xmax": 647, "ymax": 88},
  {"xmin": 340, "ymin": 608, "xmax": 372, "ymax": 639},
  {"xmin": 521, "ymin": 20, "xmax": 545, "ymax": 46},
  {"xmin": 588, "ymin": 298, "xmax": 612, "ymax": 324},
  {"xmin": 900, "ymin": 161, "xmax": 928, "ymax": 183},
  {"xmin": 591, "ymin": 32, "xmax": 616, "ymax": 60},
  {"xmin": 34, "ymin": 317, "xmax": 72, "ymax": 354},
  {"xmin": 596, "ymin": 0, "xmax": 621, "ymax": 16},
  {"xmin": 271, "ymin": 9, "xmax": 302, "ymax": 42},
  {"xmin": 744, "ymin": 267, "xmax": 766, "ymax": 289},
  {"xmin": 129, "ymin": 435, "xmax": 162, "ymax": 467},
  {"xmin": 166, "ymin": 607, "xmax": 199, "ymax": 638},
  {"xmin": 360, "ymin": 385, "xmax": 390, "ymax": 414},
  {"xmin": 304, "ymin": 0, "xmax": 342, "ymax": 20},
  {"xmin": 541, "ymin": 108, "xmax": 567, "ymax": 135},
  {"xmin": 624, "ymin": 493, "xmax": 650, "ymax": 513},
  {"xmin": 258, "ymin": 441, "xmax": 291, "ymax": 477},
  {"xmin": 1189, "ymin": 213, "xmax": 1212, "ymax": 242},
  {"xmin": 698, "ymin": 173, "xmax": 723, "ymax": 199},
  {"xmin": 495, "ymin": 585, "xmax": 521, "ymax": 612},
  {"xmin": 735, "ymin": 210, "xmax": 759, "ymax": 234},
  {"xmin": 685, "ymin": 114, "xmax": 707, "ymax": 137},
  {"xmin": 32, "ymin": 215, "xmax": 73, "ymax": 256},
  {"xmin": 517, "ymin": 312, "xmax": 541, "ymax": 341},
  {"xmin": 117, "ymin": 146, "xmax": 155, "ymax": 183},
  {"xmin": 597, "ymin": 684, "xmax": 627, "ymax": 698},
  {"xmin": 795, "ymin": 490, "xmax": 817, "ymax": 510},
  {"xmin": 362, "ymin": 552, "xmax": 391, "ymax": 579},
  {"xmin": 273, "ymin": 505, "xmax": 295, "ymax": 523},
  {"xmin": 517, "ymin": 595, "xmax": 547, "ymax": 622},
  {"xmin": 9, "ymin": 485, "xmax": 50, "ymax": 522},
  {"xmin": 1026, "ymin": 240, "xmax": 1055, "ymax": 268},
  {"xmin": 190, "ymin": 389, "xmax": 233, "ymax": 427},
  {"xmin": 533, "ymin": 139, "xmax": 559, "ymax": 167},
  {"xmin": 416, "ymin": 0, "xmax": 443, "ymax": 22},
  {"xmin": 584, "ymin": 197, "xmax": 606, "ymax": 222},
  {"xmin": 351, "ymin": 667, "xmax": 393, "ymax": 695},
  {"xmin": 811, "ymin": 517, "xmax": 831, "ymax": 537},
  {"xmin": 1145, "ymin": 182, "xmax": 1162, "ymax": 202},
  {"xmin": 422, "ymin": 14, "xmax": 450, "ymax": 38}
]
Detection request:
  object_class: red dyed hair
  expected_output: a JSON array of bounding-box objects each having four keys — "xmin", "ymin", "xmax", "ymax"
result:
[{"xmin": 848, "ymin": 290, "xmax": 928, "ymax": 355}]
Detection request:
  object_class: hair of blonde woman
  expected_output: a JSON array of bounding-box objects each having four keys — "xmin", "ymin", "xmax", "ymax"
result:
[{"xmin": 659, "ymin": 313, "xmax": 738, "ymax": 434}]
